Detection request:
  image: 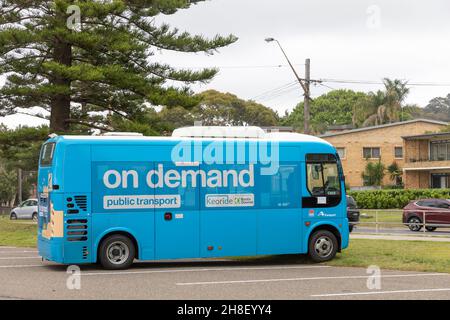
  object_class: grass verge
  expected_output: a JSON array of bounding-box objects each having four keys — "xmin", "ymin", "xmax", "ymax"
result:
[
  {"xmin": 329, "ymin": 239, "xmax": 450, "ymax": 274},
  {"xmin": 0, "ymin": 215, "xmax": 37, "ymax": 247}
]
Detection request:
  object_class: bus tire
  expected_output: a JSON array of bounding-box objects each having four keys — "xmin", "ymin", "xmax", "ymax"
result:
[
  {"xmin": 99, "ymin": 234, "xmax": 136, "ymax": 270},
  {"xmin": 308, "ymin": 230, "xmax": 338, "ymax": 263}
]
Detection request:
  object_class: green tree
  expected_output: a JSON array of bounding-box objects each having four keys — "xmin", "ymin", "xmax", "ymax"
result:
[
  {"xmin": 0, "ymin": 125, "xmax": 49, "ymax": 205},
  {"xmin": 0, "ymin": 125, "xmax": 50, "ymax": 170},
  {"xmin": 414, "ymin": 94, "xmax": 450, "ymax": 122},
  {"xmin": 193, "ymin": 90, "xmax": 279, "ymax": 126},
  {"xmin": 158, "ymin": 106, "xmax": 195, "ymax": 131},
  {"xmin": 361, "ymin": 160, "xmax": 385, "ymax": 187},
  {"xmin": 0, "ymin": 0, "xmax": 237, "ymax": 132},
  {"xmin": 0, "ymin": 163, "xmax": 17, "ymax": 206},
  {"xmin": 283, "ymin": 89, "xmax": 368, "ymax": 134},
  {"xmin": 109, "ymin": 90, "xmax": 280, "ymax": 135}
]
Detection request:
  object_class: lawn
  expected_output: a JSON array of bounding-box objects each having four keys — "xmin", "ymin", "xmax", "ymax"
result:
[
  {"xmin": 329, "ymin": 239, "xmax": 450, "ymax": 274},
  {"xmin": 0, "ymin": 215, "xmax": 37, "ymax": 247},
  {"xmin": 358, "ymin": 210, "xmax": 403, "ymax": 228}
]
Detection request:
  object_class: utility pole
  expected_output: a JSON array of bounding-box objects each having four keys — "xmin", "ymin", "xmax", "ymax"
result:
[
  {"xmin": 265, "ymin": 38, "xmax": 311, "ymax": 134},
  {"xmin": 304, "ymin": 58, "xmax": 311, "ymax": 134},
  {"xmin": 18, "ymin": 168, "xmax": 22, "ymax": 204}
]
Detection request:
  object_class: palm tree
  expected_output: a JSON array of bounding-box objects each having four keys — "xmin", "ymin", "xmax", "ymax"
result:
[
  {"xmin": 353, "ymin": 78, "xmax": 410, "ymax": 127},
  {"xmin": 387, "ymin": 162, "xmax": 403, "ymax": 186},
  {"xmin": 383, "ymin": 78, "xmax": 410, "ymax": 103}
]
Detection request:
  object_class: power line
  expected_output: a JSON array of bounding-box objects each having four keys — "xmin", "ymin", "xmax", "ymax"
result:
[
  {"xmin": 174, "ymin": 64, "xmax": 305, "ymax": 70},
  {"xmin": 251, "ymin": 81, "xmax": 298, "ymax": 100},
  {"xmin": 319, "ymin": 83, "xmax": 336, "ymax": 90},
  {"xmin": 256, "ymin": 85, "xmax": 301, "ymax": 103},
  {"xmin": 320, "ymin": 78, "xmax": 450, "ymax": 87}
]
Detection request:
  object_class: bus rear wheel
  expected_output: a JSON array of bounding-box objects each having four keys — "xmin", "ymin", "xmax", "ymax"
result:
[
  {"xmin": 308, "ymin": 230, "xmax": 338, "ymax": 262},
  {"xmin": 99, "ymin": 234, "xmax": 135, "ymax": 270}
]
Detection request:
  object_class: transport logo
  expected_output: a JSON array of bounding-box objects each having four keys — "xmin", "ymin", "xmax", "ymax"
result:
[
  {"xmin": 317, "ymin": 211, "xmax": 336, "ymax": 217},
  {"xmin": 205, "ymin": 194, "xmax": 255, "ymax": 208},
  {"xmin": 103, "ymin": 195, "xmax": 181, "ymax": 210}
]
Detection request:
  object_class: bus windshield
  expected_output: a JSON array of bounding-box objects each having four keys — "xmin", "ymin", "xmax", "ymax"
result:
[{"xmin": 306, "ymin": 154, "xmax": 341, "ymax": 196}]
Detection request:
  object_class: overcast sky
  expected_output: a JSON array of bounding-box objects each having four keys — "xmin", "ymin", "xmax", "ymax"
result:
[{"xmin": 2, "ymin": 0, "xmax": 450, "ymax": 128}]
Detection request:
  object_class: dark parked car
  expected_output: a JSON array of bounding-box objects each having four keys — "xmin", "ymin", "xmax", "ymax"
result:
[
  {"xmin": 403, "ymin": 199, "xmax": 450, "ymax": 232},
  {"xmin": 346, "ymin": 195, "xmax": 360, "ymax": 232}
]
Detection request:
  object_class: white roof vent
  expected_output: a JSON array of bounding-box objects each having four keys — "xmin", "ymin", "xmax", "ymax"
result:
[
  {"xmin": 172, "ymin": 126, "xmax": 266, "ymax": 139},
  {"xmin": 101, "ymin": 132, "xmax": 144, "ymax": 137}
]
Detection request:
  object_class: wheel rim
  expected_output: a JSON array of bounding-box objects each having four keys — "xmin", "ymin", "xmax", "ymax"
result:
[
  {"xmin": 32, "ymin": 214, "xmax": 37, "ymax": 222},
  {"xmin": 409, "ymin": 218, "xmax": 421, "ymax": 231},
  {"xmin": 106, "ymin": 241, "xmax": 130, "ymax": 265},
  {"xmin": 11, "ymin": 214, "xmax": 16, "ymax": 220},
  {"xmin": 314, "ymin": 236, "xmax": 334, "ymax": 258}
]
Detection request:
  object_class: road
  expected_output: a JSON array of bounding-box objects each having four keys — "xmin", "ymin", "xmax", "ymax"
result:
[{"xmin": 1, "ymin": 247, "xmax": 450, "ymax": 300}]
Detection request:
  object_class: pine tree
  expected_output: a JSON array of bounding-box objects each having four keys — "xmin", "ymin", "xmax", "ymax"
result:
[{"xmin": 0, "ymin": 0, "xmax": 237, "ymax": 132}]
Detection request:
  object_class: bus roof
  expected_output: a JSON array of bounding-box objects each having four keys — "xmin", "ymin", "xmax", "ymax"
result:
[{"xmin": 49, "ymin": 132, "xmax": 333, "ymax": 146}]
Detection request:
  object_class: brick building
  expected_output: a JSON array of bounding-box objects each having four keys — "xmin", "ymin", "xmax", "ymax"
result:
[
  {"xmin": 403, "ymin": 131, "xmax": 450, "ymax": 189},
  {"xmin": 320, "ymin": 119, "xmax": 448, "ymax": 189}
]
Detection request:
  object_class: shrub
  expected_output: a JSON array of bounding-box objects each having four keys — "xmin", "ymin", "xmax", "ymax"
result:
[{"xmin": 347, "ymin": 189, "xmax": 450, "ymax": 209}]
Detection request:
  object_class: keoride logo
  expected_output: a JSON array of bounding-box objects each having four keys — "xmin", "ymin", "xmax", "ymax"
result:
[{"xmin": 205, "ymin": 194, "xmax": 254, "ymax": 208}]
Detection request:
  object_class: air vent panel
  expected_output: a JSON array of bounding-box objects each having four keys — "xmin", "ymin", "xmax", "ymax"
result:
[{"xmin": 74, "ymin": 196, "xmax": 88, "ymax": 211}]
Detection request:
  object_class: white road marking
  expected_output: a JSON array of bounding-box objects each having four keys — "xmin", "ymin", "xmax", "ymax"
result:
[
  {"xmin": 0, "ymin": 251, "xmax": 38, "ymax": 254},
  {"xmin": 176, "ymin": 272, "xmax": 449, "ymax": 286},
  {"xmin": 0, "ymin": 264, "xmax": 43, "ymax": 268},
  {"xmin": 0, "ymin": 256, "xmax": 40, "ymax": 260},
  {"xmin": 82, "ymin": 265, "xmax": 330, "ymax": 276},
  {"xmin": 312, "ymin": 288, "xmax": 450, "ymax": 297}
]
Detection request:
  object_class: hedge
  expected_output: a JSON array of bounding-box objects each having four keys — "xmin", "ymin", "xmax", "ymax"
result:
[{"xmin": 347, "ymin": 189, "xmax": 450, "ymax": 209}]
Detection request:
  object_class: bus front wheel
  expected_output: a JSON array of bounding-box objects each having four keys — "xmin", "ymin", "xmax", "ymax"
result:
[
  {"xmin": 99, "ymin": 234, "xmax": 136, "ymax": 270},
  {"xmin": 308, "ymin": 230, "xmax": 338, "ymax": 262}
]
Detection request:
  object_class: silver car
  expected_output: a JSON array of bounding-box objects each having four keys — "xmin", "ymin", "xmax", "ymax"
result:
[{"xmin": 10, "ymin": 199, "xmax": 38, "ymax": 221}]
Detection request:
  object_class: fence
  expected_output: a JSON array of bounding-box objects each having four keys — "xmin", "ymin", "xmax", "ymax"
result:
[
  {"xmin": 353, "ymin": 209, "xmax": 450, "ymax": 238},
  {"xmin": 0, "ymin": 206, "xmax": 12, "ymax": 216}
]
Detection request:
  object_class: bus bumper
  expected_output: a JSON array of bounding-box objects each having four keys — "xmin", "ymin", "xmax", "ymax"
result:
[
  {"xmin": 38, "ymin": 236, "xmax": 64, "ymax": 263},
  {"xmin": 341, "ymin": 218, "xmax": 350, "ymax": 250}
]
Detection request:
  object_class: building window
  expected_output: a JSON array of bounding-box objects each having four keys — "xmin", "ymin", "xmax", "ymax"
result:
[
  {"xmin": 430, "ymin": 141, "xmax": 450, "ymax": 161},
  {"xmin": 394, "ymin": 147, "xmax": 403, "ymax": 159},
  {"xmin": 363, "ymin": 147, "xmax": 381, "ymax": 159},
  {"xmin": 336, "ymin": 147, "xmax": 346, "ymax": 159}
]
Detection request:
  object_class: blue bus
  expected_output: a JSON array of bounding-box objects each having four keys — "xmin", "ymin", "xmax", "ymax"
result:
[{"xmin": 37, "ymin": 127, "xmax": 349, "ymax": 269}]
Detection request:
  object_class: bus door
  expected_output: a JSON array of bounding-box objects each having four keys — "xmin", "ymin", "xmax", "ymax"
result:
[
  {"xmin": 154, "ymin": 162, "xmax": 200, "ymax": 259},
  {"xmin": 256, "ymin": 162, "xmax": 302, "ymax": 255}
]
